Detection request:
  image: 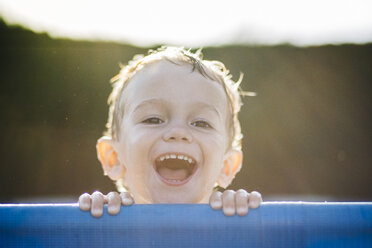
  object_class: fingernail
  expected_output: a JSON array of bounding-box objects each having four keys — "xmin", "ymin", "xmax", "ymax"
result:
[
  {"xmin": 91, "ymin": 209, "xmax": 102, "ymax": 218},
  {"xmin": 237, "ymin": 207, "xmax": 248, "ymax": 216},
  {"xmin": 80, "ymin": 202, "xmax": 90, "ymax": 211},
  {"xmin": 108, "ymin": 206, "xmax": 119, "ymax": 215},
  {"xmin": 211, "ymin": 201, "xmax": 222, "ymax": 209},
  {"xmin": 122, "ymin": 198, "xmax": 133, "ymax": 205},
  {"xmin": 249, "ymin": 199, "xmax": 259, "ymax": 208},
  {"xmin": 224, "ymin": 207, "xmax": 235, "ymax": 216}
]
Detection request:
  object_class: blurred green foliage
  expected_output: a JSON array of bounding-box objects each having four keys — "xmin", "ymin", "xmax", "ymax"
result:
[{"xmin": 0, "ymin": 19, "xmax": 371, "ymax": 201}]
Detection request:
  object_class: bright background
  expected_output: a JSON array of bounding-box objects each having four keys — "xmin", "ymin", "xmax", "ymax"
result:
[
  {"xmin": 1, "ymin": 0, "xmax": 372, "ymax": 46},
  {"xmin": 0, "ymin": 0, "xmax": 371, "ymax": 203}
]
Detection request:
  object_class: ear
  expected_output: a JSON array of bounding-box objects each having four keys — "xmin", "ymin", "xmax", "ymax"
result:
[
  {"xmin": 216, "ymin": 149, "xmax": 243, "ymax": 189},
  {"xmin": 96, "ymin": 136, "xmax": 126, "ymax": 181}
]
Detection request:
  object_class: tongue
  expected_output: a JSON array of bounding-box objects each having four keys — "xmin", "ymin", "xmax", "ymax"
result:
[{"xmin": 158, "ymin": 167, "xmax": 189, "ymax": 180}]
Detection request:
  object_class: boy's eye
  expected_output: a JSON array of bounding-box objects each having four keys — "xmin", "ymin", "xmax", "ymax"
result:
[
  {"xmin": 191, "ymin": 120, "xmax": 212, "ymax": 129},
  {"xmin": 142, "ymin": 117, "xmax": 164, "ymax": 125}
]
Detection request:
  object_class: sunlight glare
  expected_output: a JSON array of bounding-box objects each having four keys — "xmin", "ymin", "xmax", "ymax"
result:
[{"xmin": 0, "ymin": 0, "xmax": 371, "ymax": 46}]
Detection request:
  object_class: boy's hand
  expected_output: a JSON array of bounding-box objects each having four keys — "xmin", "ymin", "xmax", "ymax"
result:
[
  {"xmin": 78, "ymin": 191, "xmax": 134, "ymax": 218},
  {"xmin": 209, "ymin": 189, "xmax": 262, "ymax": 216}
]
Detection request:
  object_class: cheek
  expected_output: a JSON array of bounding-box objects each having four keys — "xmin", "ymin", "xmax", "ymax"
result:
[
  {"xmin": 199, "ymin": 133, "xmax": 226, "ymax": 170},
  {"xmin": 121, "ymin": 123, "xmax": 158, "ymax": 147},
  {"xmin": 203, "ymin": 130, "xmax": 228, "ymax": 152},
  {"xmin": 118, "ymin": 126, "xmax": 152, "ymax": 168}
]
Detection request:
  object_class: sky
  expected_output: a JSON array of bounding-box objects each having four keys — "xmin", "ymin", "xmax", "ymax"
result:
[{"xmin": 0, "ymin": 0, "xmax": 371, "ymax": 47}]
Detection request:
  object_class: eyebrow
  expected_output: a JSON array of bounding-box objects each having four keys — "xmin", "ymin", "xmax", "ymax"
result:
[
  {"xmin": 131, "ymin": 98, "xmax": 222, "ymax": 120},
  {"xmin": 194, "ymin": 101, "xmax": 222, "ymax": 120},
  {"xmin": 130, "ymin": 99, "xmax": 167, "ymax": 114}
]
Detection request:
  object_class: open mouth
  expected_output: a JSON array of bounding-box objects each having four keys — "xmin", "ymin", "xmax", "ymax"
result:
[{"xmin": 155, "ymin": 153, "xmax": 197, "ymax": 186}]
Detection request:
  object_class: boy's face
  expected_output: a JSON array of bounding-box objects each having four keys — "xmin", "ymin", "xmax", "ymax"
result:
[{"xmin": 114, "ymin": 60, "xmax": 235, "ymax": 203}]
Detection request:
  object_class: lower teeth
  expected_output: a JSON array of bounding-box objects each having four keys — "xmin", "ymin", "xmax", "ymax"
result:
[{"xmin": 167, "ymin": 179, "xmax": 182, "ymax": 183}]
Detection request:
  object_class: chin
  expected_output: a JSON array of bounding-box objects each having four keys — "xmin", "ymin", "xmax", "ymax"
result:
[{"xmin": 150, "ymin": 191, "xmax": 202, "ymax": 204}]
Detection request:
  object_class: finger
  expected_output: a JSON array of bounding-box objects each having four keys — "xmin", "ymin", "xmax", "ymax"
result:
[
  {"xmin": 91, "ymin": 191, "xmax": 105, "ymax": 218},
  {"xmin": 107, "ymin": 192, "xmax": 121, "ymax": 215},
  {"xmin": 78, "ymin": 193, "xmax": 91, "ymax": 211},
  {"xmin": 222, "ymin": 190, "xmax": 236, "ymax": 216},
  {"xmin": 120, "ymin": 192, "xmax": 134, "ymax": 206},
  {"xmin": 248, "ymin": 191, "xmax": 262, "ymax": 209},
  {"xmin": 209, "ymin": 191, "xmax": 222, "ymax": 210},
  {"xmin": 235, "ymin": 189, "xmax": 249, "ymax": 216}
]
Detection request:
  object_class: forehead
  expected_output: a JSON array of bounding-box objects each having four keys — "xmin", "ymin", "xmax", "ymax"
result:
[{"xmin": 122, "ymin": 60, "xmax": 229, "ymax": 116}]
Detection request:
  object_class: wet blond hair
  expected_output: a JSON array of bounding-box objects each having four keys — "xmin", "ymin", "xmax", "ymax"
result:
[{"xmin": 105, "ymin": 46, "xmax": 252, "ymax": 191}]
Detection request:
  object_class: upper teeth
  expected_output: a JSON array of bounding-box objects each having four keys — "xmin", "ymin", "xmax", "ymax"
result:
[{"xmin": 158, "ymin": 154, "xmax": 194, "ymax": 164}]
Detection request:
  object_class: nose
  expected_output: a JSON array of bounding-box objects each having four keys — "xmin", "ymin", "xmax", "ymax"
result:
[{"xmin": 163, "ymin": 125, "xmax": 193, "ymax": 143}]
